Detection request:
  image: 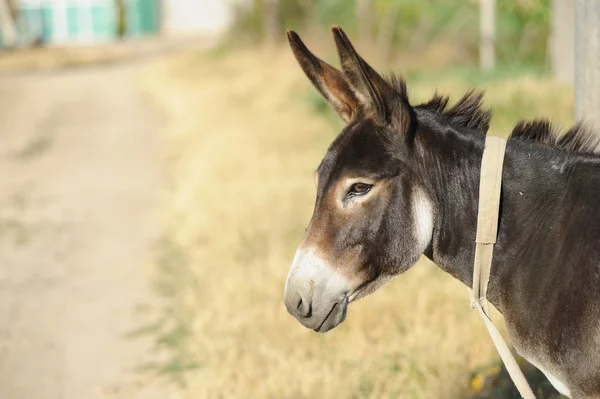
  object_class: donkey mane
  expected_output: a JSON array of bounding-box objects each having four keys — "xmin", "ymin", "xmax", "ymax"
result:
[
  {"xmin": 417, "ymin": 90, "xmax": 492, "ymax": 133},
  {"xmin": 390, "ymin": 68, "xmax": 600, "ymax": 156},
  {"xmin": 384, "ymin": 73, "xmax": 492, "ymax": 134},
  {"xmin": 509, "ymin": 118, "xmax": 600, "ymax": 155}
]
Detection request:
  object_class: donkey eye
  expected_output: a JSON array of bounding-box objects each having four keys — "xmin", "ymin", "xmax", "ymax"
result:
[{"xmin": 348, "ymin": 183, "xmax": 372, "ymax": 196}]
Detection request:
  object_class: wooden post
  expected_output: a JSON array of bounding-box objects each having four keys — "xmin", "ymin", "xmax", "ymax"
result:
[
  {"xmin": 550, "ymin": 0, "xmax": 574, "ymax": 83},
  {"xmin": 574, "ymin": 0, "xmax": 599, "ymax": 123},
  {"xmin": 479, "ymin": 0, "xmax": 496, "ymax": 71}
]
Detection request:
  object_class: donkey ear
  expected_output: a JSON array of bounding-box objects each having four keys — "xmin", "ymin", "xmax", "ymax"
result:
[
  {"xmin": 287, "ymin": 30, "xmax": 359, "ymax": 122},
  {"xmin": 332, "ymin": 26, "xmax": 399, "ymax": 125}
]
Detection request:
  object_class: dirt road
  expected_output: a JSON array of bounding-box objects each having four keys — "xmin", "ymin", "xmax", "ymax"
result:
[{"xmin": 0, "ymin": 60, "xmax": 175, "ymax": 399}]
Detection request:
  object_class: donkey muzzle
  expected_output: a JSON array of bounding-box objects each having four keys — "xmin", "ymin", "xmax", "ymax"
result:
[{"xmin": 284, "ymin": 249, "xmax": 350, "ymax": 333}]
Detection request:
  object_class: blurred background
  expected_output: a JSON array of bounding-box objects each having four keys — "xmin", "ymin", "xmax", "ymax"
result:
[{"xmin": 0, "ymin": 1, "xmax": 594, "ymax": 398}]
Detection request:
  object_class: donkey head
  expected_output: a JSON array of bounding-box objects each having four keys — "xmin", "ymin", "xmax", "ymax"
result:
[{"xmin": 284, "ymin": 27, "xmax": 435, "ymax": 333}]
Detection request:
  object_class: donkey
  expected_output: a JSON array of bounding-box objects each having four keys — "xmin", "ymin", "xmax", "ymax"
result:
[{"xmin": 283, "ymin": 27, "xmax": 600, "ymax": 398}]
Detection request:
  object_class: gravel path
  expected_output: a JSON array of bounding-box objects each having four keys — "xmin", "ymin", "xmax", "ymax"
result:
[{"xmin": 0, "ymin": 59, "xmax": 176, "ymax": 399}]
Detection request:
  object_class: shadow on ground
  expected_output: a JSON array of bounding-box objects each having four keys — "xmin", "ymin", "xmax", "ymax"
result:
[{"xmin": 468, "ymin": 358, "xmax": 565, "ymax": 399}]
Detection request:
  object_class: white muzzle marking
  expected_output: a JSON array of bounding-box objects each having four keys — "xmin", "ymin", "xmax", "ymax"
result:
[
  {"xmin": 284, "ymin": 249, "xmax": 350, "ymax": 300},
  {"xmin": 284, "ymin": 249, "xmax": 351, "ymax": 330}
]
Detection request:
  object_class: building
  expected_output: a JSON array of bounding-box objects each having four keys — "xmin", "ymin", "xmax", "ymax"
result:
[
  {"xmin": 0, "ymin": 0, "xmax": 234, "ymax": 48},
  {"xmin": 162, "ymin": 0, "xmax": 232, "ymax": 36}
]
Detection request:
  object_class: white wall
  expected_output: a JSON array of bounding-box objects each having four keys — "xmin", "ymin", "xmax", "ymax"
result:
[{"xmin": 163, "ymin": 0, "xmax": 236, "ymax": 35}]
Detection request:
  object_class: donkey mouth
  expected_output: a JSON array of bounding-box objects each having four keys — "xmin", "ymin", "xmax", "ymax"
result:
[{"xmin": 314, "ymin": 297, "xmax": 349, "ymax": 333}]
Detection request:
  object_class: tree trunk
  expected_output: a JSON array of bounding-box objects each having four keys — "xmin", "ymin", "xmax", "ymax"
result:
[
  {"xmin": 0, "ymin": 0, "xmax": 17, "ymax": 49},
  {"xmin": 550, "ymin": 0, "xmax": 574, "ymax": 83},
  {"xmin": 377, "ymin": 3, "xmax": 401, "ymax": 66},
  {"xmin": 116, "ymin": 0, "xmax": 126, "ymax": 38},
  {"xmin": 264, "ymin": 0, "xmax": 280, "ymax": 44},
  {"xmin": 574, "ymin": 0, "xmax": 600, "ymax": 122},
  {"xmin": 356, "ymin": 0, "xmax": 373, "ymax": 43},
  {"xmin": 300, "ymin": 0, "xmax": 317, "ymax": 31},
  {"xmin": 479, "ymin": 0, "xmax": 496, "ymax": 70}
]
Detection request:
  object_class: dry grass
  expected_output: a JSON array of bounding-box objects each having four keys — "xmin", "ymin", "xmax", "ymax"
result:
[{"xmin": 140, "ymin": 46, "xmax": 573, "ymax": 398}]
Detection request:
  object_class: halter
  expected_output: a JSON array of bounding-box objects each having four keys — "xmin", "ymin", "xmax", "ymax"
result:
[{"xmin": 470, "ymin": 136, "xmax": 535, "ymax": 399}]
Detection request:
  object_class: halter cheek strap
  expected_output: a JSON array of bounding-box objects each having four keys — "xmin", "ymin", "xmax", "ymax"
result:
[{"xmin": 470, "ymin": 136, "xmax": 535, "ymax": 399}]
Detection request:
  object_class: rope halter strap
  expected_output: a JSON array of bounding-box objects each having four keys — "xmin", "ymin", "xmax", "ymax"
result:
[{"xmin": 470, "ymin": 136, "xmax": 535, "ymax": 399}]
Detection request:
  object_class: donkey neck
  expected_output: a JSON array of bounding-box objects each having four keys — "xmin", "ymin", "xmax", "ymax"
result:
[
  {"xmin": 413, "ymin": 120, "xmax": 600, "ymax": 314},
  {"xmin": 411, "ymin": 120, "xmax": 506, "ymax": 307}
]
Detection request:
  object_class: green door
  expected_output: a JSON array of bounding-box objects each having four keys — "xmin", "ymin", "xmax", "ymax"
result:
[
  {"xmin": 13, "ymin": 1, "xmax": 118, "ymax": 45},
  {"xmin": 125, "ymin": 0, "xmax": 159, "ymax": 36}
]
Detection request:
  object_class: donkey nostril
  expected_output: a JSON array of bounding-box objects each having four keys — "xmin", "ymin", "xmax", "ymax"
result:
[{"xmin": 297, "ymin": 294, "xmax": 312, "ymax": 318}]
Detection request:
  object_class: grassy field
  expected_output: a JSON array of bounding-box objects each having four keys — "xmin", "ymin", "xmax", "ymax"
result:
[{"xmin": 140, "ymin": 44, "xmax": 573, "ymax": 398}]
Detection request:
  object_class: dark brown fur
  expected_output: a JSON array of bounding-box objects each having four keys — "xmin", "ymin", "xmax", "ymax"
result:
[
  {"xmin": 419, "ymin": 90, "xmax": 491, "ymax": 133},
  {"xmin": 285, "ymin": 27, "xmax": 600, "ymax": 398}
]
